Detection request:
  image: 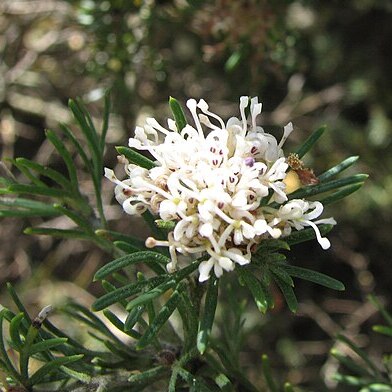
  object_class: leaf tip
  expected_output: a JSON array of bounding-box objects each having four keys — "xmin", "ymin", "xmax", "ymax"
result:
[{"xmin": 197, "ymin": 343, "xmax": 206, "ymax": 355}]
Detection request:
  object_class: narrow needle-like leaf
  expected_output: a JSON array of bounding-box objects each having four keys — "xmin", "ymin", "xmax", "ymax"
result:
[
  {"xmin": 237, "ymin": 268, "xmax": 268, "ymax": 313},
  {"xmin": 94, "ymin": 251, "xmax": 170, "ymax": 281},
  {"xmin": 279, "ymin": 264, "xmax": 345, "ymax": 291},
  {"xmin": 197, "ymin": 277, "xmax": 219, "ymax": 354},
  {"xmin": 318, "ymin": 156, "xmax": 359, "ymax": 182},
  {"xmin": 115, "ymin": 146, "xmax": 156, "ymax": 170},
  {"xmin": 295, "ymin": 125, "xmax": 326, "ymax": 158},
  {"xmin": 137, "ymin": 282, "xmax": 184, "ymax": 349},
  {"xmin": 169, "ymin": 97, "xmax": 187, "ymax": 131}
]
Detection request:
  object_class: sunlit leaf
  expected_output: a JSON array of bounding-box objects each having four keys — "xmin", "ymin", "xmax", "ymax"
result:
[
  {"xmin": 169, "ymin": 97, "xmax": 187, "ymax": 131},
  {"xmin": 115, "ymin": 146, "xmax": 156, "ymax": 170}
]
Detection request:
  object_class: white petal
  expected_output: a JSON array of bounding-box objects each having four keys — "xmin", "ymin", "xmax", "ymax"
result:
[
  {"xmin": 167, "ymin": 118, "xmax": 177, "ymax": 131},
  {"xmin": 278, "ymin": 122, "xmax": 294, "ymax": 148},
  {"xmin": 173, "ymin": 220, "xmax": 188, "ymax": 241},
  {"xmin": 305, "ymin": 220, "xmax": 331, "ymax": 250},
  {"xmin": 233, "ymin": 229, "xmax": 243, "ymax": 245},
  {"xmin": 219, "ymin": 256, "xmax": 234, "ymax": 272},
  {"xmin": 214, "ymin": 263, "xmax": 223, "ymax": 278},
  {"xmin": 198, "ymin": 258, "xmax": 214, "ymax": 282},
  {"xmin": 224, "ymin": 248, "xmax": 250, "ymax": 265},
  {"xmin": 232, "ymin": 190, "xmax": 248, "ymax": 208},
  {"xmin": 199, "ymin": 222, "xmax": 213, "ymax": 237},
  {"xmin": 122, "ymin": 199, "xmax": 146, "ymax": 215},
  {"xmin": 241, "ymin": 222, "xmax": 256, "ymax": 239},
  {"xmin": 197, "ymin": 99, "xmax": 209, "ymax": 111},
  {"xmin": 159, "ymin": 200, "xmax": 177, "ymax": 220},
  {"xmin": 304, "ymin": 201, "xmax": 323, "ymax": 220},
  {"xmin": 254, "ymin": 219, "xmax": 268, "ymax": 235}
]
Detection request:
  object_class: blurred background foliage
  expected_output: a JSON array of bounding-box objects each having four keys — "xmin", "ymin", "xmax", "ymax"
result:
[{"xmin": 0, "ymin": 0, "xmax": 391, "ymax": 389}]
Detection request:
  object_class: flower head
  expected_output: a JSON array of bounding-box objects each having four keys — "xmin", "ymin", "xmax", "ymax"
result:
[{"xmin": 106, "ymin": 97, "xmax": 335, "ymax": 281}]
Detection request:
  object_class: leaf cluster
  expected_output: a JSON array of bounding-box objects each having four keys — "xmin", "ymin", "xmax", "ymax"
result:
[
  {"xmin": 0, "ymin": 96, "xmax": 368, "ymax": 391},
  {"xmin": 332, "ymin": 295, "xmax": 392, "ymax": 391}
]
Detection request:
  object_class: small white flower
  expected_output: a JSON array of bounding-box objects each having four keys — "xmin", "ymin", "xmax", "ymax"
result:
[
  {"xmin": 277, "ymin": 199, "xmax": 336, "ymax": 249},
  {"xmin": 106, "ymin": 97, "xmax": 336, "ymax": 281}
]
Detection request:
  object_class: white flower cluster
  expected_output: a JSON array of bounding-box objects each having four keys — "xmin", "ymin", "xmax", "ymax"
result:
[{"xmin": 105, "ymin": 97, "xmax": 336, "ymax": 282}]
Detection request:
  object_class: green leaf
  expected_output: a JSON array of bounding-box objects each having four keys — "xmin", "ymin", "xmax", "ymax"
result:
[
  {"xmin": 101, "ymin": 280, "xmax": 128, "ymax": 309},
  {"xmin": 9, "ymin": 313, "xmax": 25, "ymax": 349},
  {"xmin": 95, "ymin": 229, "xmax": 146, "ymax": 249},
  {"xmin": 177, "ymin": 367, "xmax": 215, "ymax": 392},
  {"xmin": 261, "ymin": 354, "xmax": 279, "ymax": 392},
  {"xmin": 288, "ymin": 174, "xmax": 368, "ymax": 200},
  {"xmin": 330, "ymin": 348, "xmax": 373, "ymax": 377},
  {"xmin": 263, "ymin": 252, "xmax": 287, "ymax": 264},
  {"xmin": 125, "ymin": 279, "xmax": 177, "ymax": 312},
  {"xmin": 137, "ymin": 282, "xmax": 184, "ymax": 349},
  {"xmin": 128, "ymin": 365, "xmax": 168, "ymax": 384},
  {"xmin": 284, "ymin": 383, "xmax": 295, "ymax": 392},
  {"xmin": 256, "ymin": 239, "xmax": 290, "ymax": 253},
  {"xmin": 59, "ymin": 123, "xmax": 93, "ymax": 175},
  {"xmin": 333, "ymin": 373, "xmax": 363, "ymax": 386},
  {"xmin": 294, "ymin": 125, "xmax": 326, "ymax": 158},
  {"xmin": 9, "ymin": 158, "xmax": 46, "ymax": 187},
  {"xmin": 270, "ymin": 265, "xmax": 294, "ymax": 287},
  {"xmin": 368, "ymin": 295, "xmax": 392, "ymax": 326},
  {"xmin": 103, "ymin": 310, "xmax": 141, "ymax": 340},
  {"xmin": 94, "ymin": 251, "xmax": 170, "ymax": 281},
  {"xmin": 362, "ymin": 384, "xmax": 392, "ymax": 392},
  {"xmin": 155, "ymin": 219, "xmax": 177, "ymax": 230},
  {"xmin": 45, "ymin": 129, "xmax": 79, "ymax": 190},
  {"xmin": 372, "ymin": 325, "xmax": 392, "ymax": 337},
  {"xmin": 53, "ymin": 204, "xmax": 94, "ymax": 233},
  {"xmin": 20, "ymin": 324, "xmax": 40, "ymax": 380},
  {"xmin": 142, "ymin": 209, "xmax": 167, "ymax": 240},
  {"xmin": 29, "ymin": 338, "xmax": 68, "ymax": 355},
  {"xmin": 0, "ymin": 197, "xmax": 61, "ymax": 217},
  {"xmin": 7, "ymin": 183, "xmax": 73, "ymax": 199},
  {"xmin": 169, "ymin": 97, "xmax": 187, "ymax": 131},
  {"xmin": 24, "ymin": 227, "xmax": 92, "ymax": 240},
  {"xmin": 320, "ymin": 183, "xmax": 364, "ymax": 205},
  {"xmin": 112, "ymin": 240, "xmax": 140, "ymax": 254},
  {"xmin": 59, "ymin": 366, "xmax": 91, "ymax": 384},
  {"xmin": 27, "ymin": 354, "xmax": 83, "ymax": 386},
  {"xmin": 279, "ymin": 264, "xmax": 345, "ymax": 291},
  {"xmin": 318, "ymin": 156, "xmax": 359, "ymax": 182},
  {"xmin": 68, "ymin": 99, "xmax": 100, "ymax": 165},
  {"xmin": 214, "ymin": 373, "xmax": 234, "ymax": 392},
  {"xmin": 197, "ymin": 277, "xmax": 219, "ymax": 354},
  {"xmin": 0, "ymin": 197, "xmax": 53, "ymax": 211},
  {"xmin": 92, "ymin": 276, "xmax": 167, "ymax": 311},
  {"xmin": 0, "ymin": 209, "xmax": 56, "ymax": 218},
  {"xmin": 336, "ymin": 334, "xmax": 382, "ymax": 377},
  {"xmin": 115, "ymin": 146, "xmax": 156, "ymax": 170},
  {"xmin": 274, "ymin": 277, "xmax": 298, "ymax": 313},
  {"xmin": 225, "ymin": 50, "xmax": 243, "ymax": 72},
  {"xmin": 124, "ymin": 305, "xmax": 145, "ymax": 331},
  {"xmin": 63, "ymin": 303, "xmax": 123, "ymax": 346},
  {"xmin": 237, "ymin": 268, "xmax": 268, "ymax": 314},
  {"xmin": 284, "ymin": 224, "xmax": 334, "ymax": 246},
  {"xmin": 0, "ymin": 311, "xmax": 22, "ymax": 382},
  {"xmin": 6, "ymin": 283, "xmax": 31, "ymax": 322},
  {"xmin": 14, "ymin": 158, "xmax": 71, "ymax": 189},
  {"xmin": 100, "ymin": 89, "xmax": 111, "ymax": 151}
]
